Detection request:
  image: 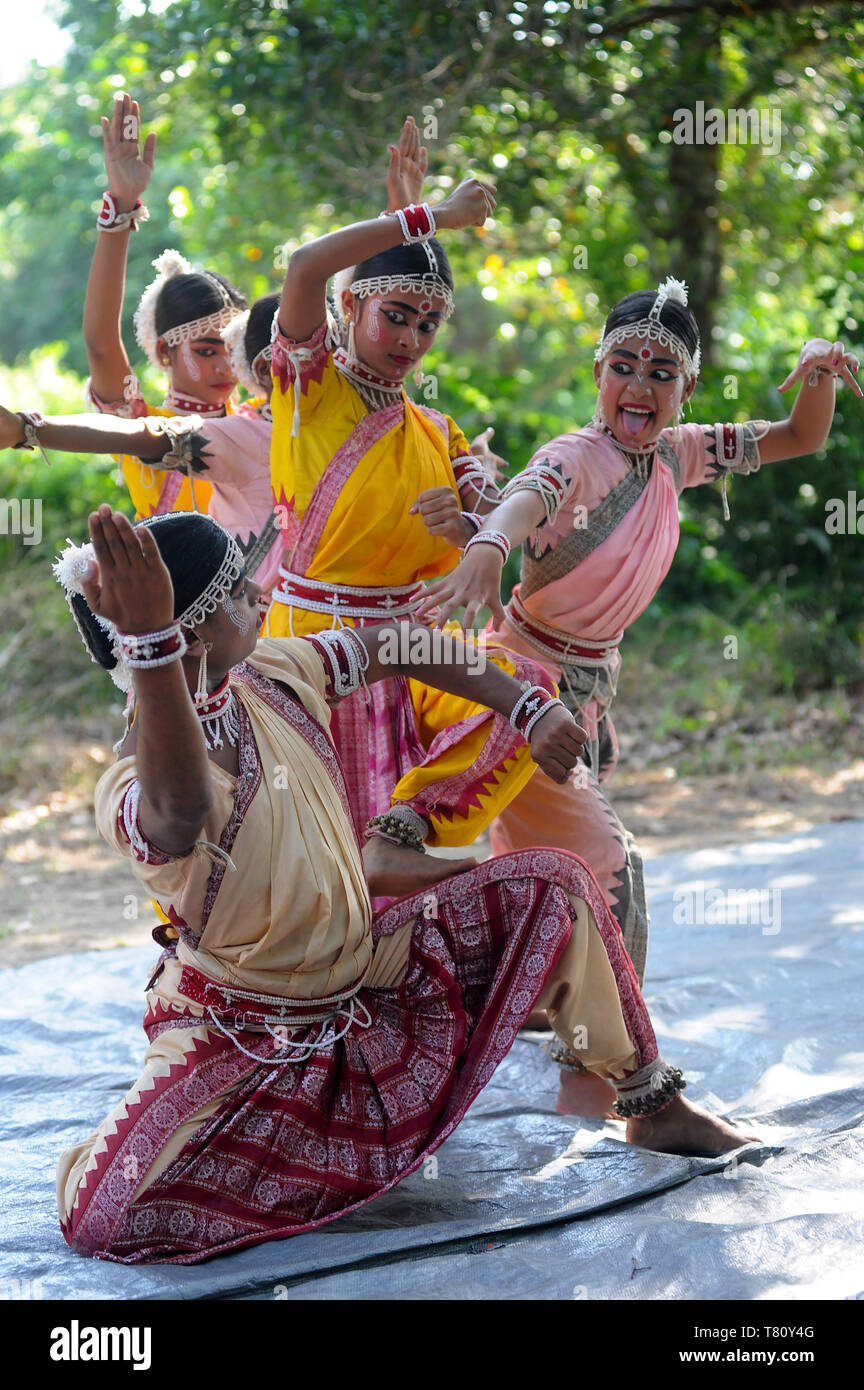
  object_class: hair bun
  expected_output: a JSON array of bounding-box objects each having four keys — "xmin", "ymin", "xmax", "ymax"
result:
[
  {"xmin": 151, "ymin": 248, "xmax": 194, "ymax": 280},
  {"xmin": 655, "ymin": 276, "xmax": 689, "ymax": 307}
]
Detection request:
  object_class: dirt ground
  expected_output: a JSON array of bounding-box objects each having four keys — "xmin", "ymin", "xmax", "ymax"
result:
[{"xmin": 2, "ymin": 724, "xmax": 862, "ymax": 969}]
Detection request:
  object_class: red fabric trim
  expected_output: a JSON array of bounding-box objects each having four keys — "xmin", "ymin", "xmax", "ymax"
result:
[
  {"xmin": 116, "ymin": 785, "xmax": 175, "ymax": 867},
  {"xmin": 270, "ymin": 319, "xmax": 332, "ymax": 395},
  {"xmin": 70, "ymin": 846, "xmax": 654, "ymax": 1265},
  {"xmin": 198, "ymin": 699, "xmax": 262, "ymax": 936}
]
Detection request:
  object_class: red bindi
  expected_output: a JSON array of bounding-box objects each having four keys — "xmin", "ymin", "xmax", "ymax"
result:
[
  {"xmin": 640, "ymin": 348, "xmax": 652, "ymax": 359},
  {"xmin": 419, "ymin": 300, "xmax": 432, "ymax": 313}
]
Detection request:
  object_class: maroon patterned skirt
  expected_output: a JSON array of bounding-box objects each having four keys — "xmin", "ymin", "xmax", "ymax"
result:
[{"xmin": 62, "ymin": 850, "xmax": 655, "ymax": 1264}]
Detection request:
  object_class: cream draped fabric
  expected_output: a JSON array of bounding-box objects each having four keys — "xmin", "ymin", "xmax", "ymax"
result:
[{"xmin": 94, "ymin": 637, "xmax": 373, "ymax": 999}]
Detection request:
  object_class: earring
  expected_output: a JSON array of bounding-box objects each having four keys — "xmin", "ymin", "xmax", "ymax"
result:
[
  {"xmin": 413, "ymin": 361, "xmax": 424, "ymax": 389},
  {"xmin": 346, "ymin": 319, "xmax": 356, "ymax": 361},
  {"xmin": 194, "ymin": 636, "xmax": 214, "ymax": 705}
]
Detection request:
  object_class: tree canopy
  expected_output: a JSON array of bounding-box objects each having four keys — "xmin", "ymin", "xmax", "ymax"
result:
[{"xmin": 1, "ymin": 0, "xmax": 863, "ymax": 678}]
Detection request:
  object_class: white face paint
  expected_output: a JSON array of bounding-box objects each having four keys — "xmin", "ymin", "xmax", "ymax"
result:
[
  {"xmin": 364, "ymin": 297, "xmax": 385, "ymax": 342},
  {"xmin": 179, "ymin": 340, "xmax": 202, "ymax": 381},
  {"xmin": 222, "ymin": 594, "xmax": 250, "ymax": 633}
]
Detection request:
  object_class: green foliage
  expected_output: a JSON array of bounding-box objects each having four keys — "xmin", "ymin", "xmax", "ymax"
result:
[{"xmin": 1, "ymin": 0, "xmax": 864, "ymax": 698}]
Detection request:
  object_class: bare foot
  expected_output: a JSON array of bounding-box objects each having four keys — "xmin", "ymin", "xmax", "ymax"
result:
[
  {"xmin": 556, "ymin": 1068, "xmax": 618, "ymax": 1119},
  {"xmin": 626, "ymin": 1095, "xmax": 761, "ymax": 1156},
  {"xmin": 362, "ymin": 834, "xmax": 479, "ymax": 899},
  {"xmin": 523, "ymin": 1009, "xmax": 550, "ymax": 1031}
]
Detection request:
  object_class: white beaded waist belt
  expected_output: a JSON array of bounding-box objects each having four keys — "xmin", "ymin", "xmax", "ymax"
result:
[
  {"xmin": 507, "ymin": 592, "xmax": 621, "ymax": 668},
  {"xmin": 273, "ymin": 567, "xmax": 424, "ymax": 621}
]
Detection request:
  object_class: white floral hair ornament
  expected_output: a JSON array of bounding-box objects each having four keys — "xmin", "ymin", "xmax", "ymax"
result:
[
  {"xmin": 223, "ymin": 309, "xmax": 272, "ymax": 397},
  {"xmin": 53, "ymin": 521, "xmax": 243, "ymax": 692},
  {"xmin": 594, "ymin": 275, "xmax": 701, "ymax": 378},
  {"xmin": 133, "ymin": 249, "xmax": 242, "ymax": 369},
  {"xmin": 53, "ymin": 540, "xmax": 132, "ymax": 691},
  {"xmin": 331, "ymin": 267, "xmax": 355, "ymax": 333},
  {"xmin": 222, "ymin": 310, "xmax": 254, "ymax": 392}
]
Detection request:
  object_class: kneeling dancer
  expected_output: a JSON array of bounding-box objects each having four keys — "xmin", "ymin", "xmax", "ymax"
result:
[{"xmin": 54, "ymin": 507, "xmax": 753, "ymax": 1264}]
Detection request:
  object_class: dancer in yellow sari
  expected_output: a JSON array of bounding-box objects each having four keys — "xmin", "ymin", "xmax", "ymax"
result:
[{"xmin": 267, "ymin": 141, "xmax": 545, "ymax": 856}]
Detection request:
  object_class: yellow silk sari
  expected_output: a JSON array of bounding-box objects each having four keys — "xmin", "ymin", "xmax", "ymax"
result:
[{"xmin": 265, "ymin": 321, "xmax": 541, "ymax": 847}]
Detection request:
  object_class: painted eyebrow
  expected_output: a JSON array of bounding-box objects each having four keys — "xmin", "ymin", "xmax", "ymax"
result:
[
  {"xmin": 610, "ymin": 348, "xmax": 678, "ymax": 366},
  {"xmin": 190, "ymin": 336, "xmax": 226, "ymax": 346},
  {"xmin": 381, "ymin": 299, "xmax": 443, "ymax": 320}
]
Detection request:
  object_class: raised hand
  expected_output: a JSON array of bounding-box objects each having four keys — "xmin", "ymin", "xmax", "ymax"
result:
[
  {"xmin": 81, "ymin": 504, "xmax": 174, "ymax": 634},
  {"xmin": 528, "ymin": 705, "xmax": 589, "ymax": 785},
  {"xmin": 778, "ymin": 337, "xmax": 862, "ymax": 398},
  {"xmin": 435, "ymin": 176, "xmax": 497, "ymax": 231},
  {"xmin": 417, "ymin": 545, "xmax": 507, "ymax": 631},
  {"xmin": 410, "ymin": 487, "xmax": 474, "ymax": 548},
  {"xmin": 386, "ymin": 115, "xmax": 428, "ymax": 211},
  {"xmin": 101, "ymin": 92, "xmax": 156, "ymax": 209}
]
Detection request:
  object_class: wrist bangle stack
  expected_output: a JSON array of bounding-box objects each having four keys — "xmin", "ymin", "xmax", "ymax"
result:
[
  {"xmin": 509, "ymin": 682, "xmax": 565, "ymax": 739},
  {"xmin": 462, "ymin": 530, "xmax": 511, "ymax": 565},
  {"xmin": 366, "ymin": 809, "xmax": 427, "ymax": 853},
  {"xmin": 461, "ymin": 512, "xmax": 484, "ymax": 541},
  {"xmin": 308, "ymin": 628, "xmax": 370, "ymax": 700},
  {"xmin": 392, "ymin": 202, "xmax": 437, "ymax": 243},
  {"xmin": 97, "ymin": 191, "xmax": 150, "ymax": 233},
  {"xmin": 117, "ymin": 622, "xmax": 187, "ymax": 668}
]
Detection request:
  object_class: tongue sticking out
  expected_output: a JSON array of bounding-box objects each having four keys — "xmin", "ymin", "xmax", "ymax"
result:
[{"xmin": 620, "ymin": 407, "xmax": 653, "ymax": 439}]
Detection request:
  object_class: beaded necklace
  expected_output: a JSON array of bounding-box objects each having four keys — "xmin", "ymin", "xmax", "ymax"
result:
[
  {"xmin": 194, "ymin": 674, "xmax": 240, "ymax": 750},
  {"xmin": 163, "ymin": 386, "xmax": 227, "ymax": 417},
  {"xmin": 333, "ymin": 346, "xmax": 405, "ymax": 415},
  {"xmin": 593, "ymin": 418, "xmax": 658, "ymax": 480}
]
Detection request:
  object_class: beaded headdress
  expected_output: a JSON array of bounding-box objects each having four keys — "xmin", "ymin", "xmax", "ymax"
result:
[
  {"xmin": 348, "ymin": 240, "xmax": 455, "ymax": 319},
  {"xmin": 53, "ymin": 515, "xmax": 244, "ymax": 691},
  {"xmin": 594, "ymin": 276, "xmax": 701, "ymax": 378},
  {"xmin": 133, "ymin": 249, "xmax": 242, "ymax": 369},
  {"xmin": 349, "ymin": 274, "xmax": 455, "ymax": 319}
]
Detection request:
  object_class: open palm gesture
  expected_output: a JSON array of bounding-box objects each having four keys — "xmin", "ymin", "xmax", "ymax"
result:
[
  {"xmin": 386, "ymin": 116, "xmax": 428, "ymax": 211},
  {"xmin": 101, "ymin": 92, "xmax": 156, "ymax": 206}
]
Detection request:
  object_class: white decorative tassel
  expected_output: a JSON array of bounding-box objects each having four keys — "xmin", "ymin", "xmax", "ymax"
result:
[{"xmin": 654, "ymin": 276, "xmax": 689, "ymax": 308}]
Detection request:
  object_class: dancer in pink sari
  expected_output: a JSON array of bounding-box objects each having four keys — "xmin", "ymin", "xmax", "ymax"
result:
[
  {"xmin": 7, "ymin": 296, "xmax": 282, "ymax": 605},
  {"xmin": 421, "ymin": 278, "xmax": 861, "ymax": 1095}
]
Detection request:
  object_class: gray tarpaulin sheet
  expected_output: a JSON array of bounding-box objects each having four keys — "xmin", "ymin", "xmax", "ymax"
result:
[{"xmin": 1, "ymin": 822, "xmax": 862, "ymax": 1301}]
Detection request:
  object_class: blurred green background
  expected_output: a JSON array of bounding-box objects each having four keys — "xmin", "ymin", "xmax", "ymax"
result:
[{"xmin": 1, "ymin": 0, "xmax": 863, "ymax": 804}]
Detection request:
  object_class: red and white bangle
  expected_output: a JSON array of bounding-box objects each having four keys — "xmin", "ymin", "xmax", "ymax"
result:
[
  {"xmin": 461, "ymin": 512, "xmax": 484, "ymax": 540},
  {"xmin": 307, "ymin": 628, "xmax": 370, "ymax": 700},
  {"xmin": 462, "ymin": 530, "xmax": 511, "ymax": 565},
  {"xmin": 117, "ymin": 623, "xmax": 187, "ymax": 668},
  {"xmin": 509, "ymin": 683, "xmax": 565, "ymax": 739},
  {"xmin": 392, "ymin": 202, "xmax": 437, "ymax": 243},
  {"xmin": 97, "ymin": 191, "xmax": 150, "ymax": 233}
]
